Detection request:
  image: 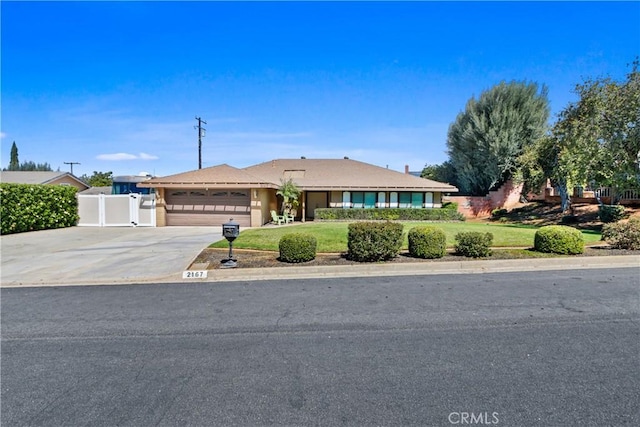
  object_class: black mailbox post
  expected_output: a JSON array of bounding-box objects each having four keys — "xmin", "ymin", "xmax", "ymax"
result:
[{"xmin": 221, "ymin": 218, "xmax": 240, "ymax": 268}]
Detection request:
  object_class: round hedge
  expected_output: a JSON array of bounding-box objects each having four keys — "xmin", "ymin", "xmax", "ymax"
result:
[
  {"xmin": 408, "ymin": 226, "xmax": 446, "ymax": 259},
  {"xmin": 534, "ymin": 225, "xmax": 584, "ymax": 255},
  {"xmin": 279, "ymin": 233, "xmax": 317, "ymax": 263}
]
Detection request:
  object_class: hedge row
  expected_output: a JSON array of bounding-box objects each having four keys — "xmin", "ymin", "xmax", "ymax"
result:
[
  {"xmin": 0, "ymin": 183, "xmax": 79, "ymax": 235},
  {"xmin": 314, "ymin": 207, "xmax": 465, "ymax": 221}
]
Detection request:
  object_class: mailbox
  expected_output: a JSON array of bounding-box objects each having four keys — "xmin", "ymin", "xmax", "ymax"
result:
[
  {"xmin": 221, "ymin": 218, "xmax": 239, "ymax": 268},
  {"xmin": 222, "ymin": 218, "xmax": 240, "ymax": 241}
]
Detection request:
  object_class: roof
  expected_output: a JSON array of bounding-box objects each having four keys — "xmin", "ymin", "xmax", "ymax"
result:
[
  {"xmin": 0, "ymin": 171, "xmax": 89, "ymax": 189},
  {"xmin": 140, "ymin": 159, "xmax": 458, "ymax": 192},
  {"xmin": 244, "ymin": 158, "xmax": 458, "ymax": 191},
  {"xmin": 139, "ymin": 164, "xmax": 276, "ymax": 189}
]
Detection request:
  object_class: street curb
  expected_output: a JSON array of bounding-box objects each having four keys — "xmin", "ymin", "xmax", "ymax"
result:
[
  {"xmin": 3, "ymin": 255, "xmax": 637, "ymax": 288},
  {"xmin": 189, "ymin": 255, "xmax": 640, "ymax": 283}
]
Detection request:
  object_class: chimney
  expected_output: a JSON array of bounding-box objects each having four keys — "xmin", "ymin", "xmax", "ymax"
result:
[{"xmin": 405, "ymin": 165, "xmax": 409, "ymax": 174}]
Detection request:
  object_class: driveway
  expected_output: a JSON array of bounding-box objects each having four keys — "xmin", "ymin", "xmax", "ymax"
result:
[{"xmin": 1, "ymin": 226, "xmax": 223, "ymax": 286}]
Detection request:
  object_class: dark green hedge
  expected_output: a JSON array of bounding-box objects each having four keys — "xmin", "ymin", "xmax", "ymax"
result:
[
  {"xmin": 534, "ymin": 225, "xmax": 584, "ymax": 255},
  {"xmin": 408, "ymin": 226, "xmax": 446, "ymax": 259},
  {"xmin": 0, "ymin": 183, "xmax": 79, "ymax": 235},
  {"xmin": 348, "ymin": 221, "xmax": 403, "ymax": 262},
  {"xmin": 279, "ymin": 233, "xmax": 317, "ymax": 263},
  {"xmin": 315, "ymin": 207, "xmax": 464, "ymax": 221}
]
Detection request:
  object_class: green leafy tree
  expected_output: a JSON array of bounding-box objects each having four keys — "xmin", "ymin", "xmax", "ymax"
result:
[
  {"xmin": 447, "ymin": 81, "xmax": 550, "ymax": 195},
  {"xmin": 9, "ymin": 142, "xmax": 19, "ymax": 170},
  {"xmin": 521, "ymin": 60, "xmax": 640, "ymax": 210},
  {"xmin": 80, "ymin": 171, "xmax": 113, "ymax": 187},
  {"xmin": 276, "ymin": 178, "xmax": 301, "ymax": 216}
]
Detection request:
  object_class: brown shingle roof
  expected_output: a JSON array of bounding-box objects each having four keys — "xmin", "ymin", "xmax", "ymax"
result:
[
  {"xmin": 140, "ymin": 159, "xmax": 458, "ymax": 192},
  {"xmin": 138, "ymin": 164, "xmax": 275, "ymax": 189},
  {"xmin": 244, "ymin": 159, "xmax": 458, "ymax": 191}
]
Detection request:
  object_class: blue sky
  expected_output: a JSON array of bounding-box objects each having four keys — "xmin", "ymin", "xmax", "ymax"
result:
[{"xmin": 2, "ymin": 1, "xmax": 639, "ymax": 178}]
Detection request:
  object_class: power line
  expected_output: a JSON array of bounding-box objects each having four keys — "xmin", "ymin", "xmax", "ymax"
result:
[
  {"xmin": 64, "ymin": 162, "xmax": 81, "ymax": 175},
  {"xmin": 194, "ymin": 116, "xmax": 207, "ymax": 169}
]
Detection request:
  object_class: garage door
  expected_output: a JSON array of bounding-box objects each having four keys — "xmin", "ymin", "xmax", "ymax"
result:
[{"xmin": 165, "ymin": 189, "xmax": 251, "ymax": 227}]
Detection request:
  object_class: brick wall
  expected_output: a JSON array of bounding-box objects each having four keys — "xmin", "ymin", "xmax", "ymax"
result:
[{"xmin": 446, "ymin": 180, "xmax": 524, "ymax": 218}]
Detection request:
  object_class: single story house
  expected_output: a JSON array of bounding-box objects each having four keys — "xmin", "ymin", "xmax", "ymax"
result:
[
  {"xmin": 138, "ymin": 158, "xmax": 459, "ymax": 227},
  {"xmin": 0, "ymin": 171, "xmax": 89, "ymax": 192}
]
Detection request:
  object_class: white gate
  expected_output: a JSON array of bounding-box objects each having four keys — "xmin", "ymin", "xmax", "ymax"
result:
[{"xmin": 78, "ymin": 194, "xmax": 156, "ymax": 227}]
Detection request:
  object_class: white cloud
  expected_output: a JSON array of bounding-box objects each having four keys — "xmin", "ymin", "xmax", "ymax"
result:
[
  {"xmin": 0, "ymin": 132, "xmax": 7, "ymax": 139},
  {"xmin": 96, "ymin": 152, "xmax": 158, "ymax": 161}
]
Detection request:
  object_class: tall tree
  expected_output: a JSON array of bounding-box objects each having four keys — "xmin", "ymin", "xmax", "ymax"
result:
[
  {"xmin": 9, "ymin": 142, "xmax": 19, "ymax": 170},
  {"xmin": 447, "ymin": 81, "xmax": 550, "ymax": 195},
  {"xmin": 521, "ymin": 60, "xmax": 640, "ymax": 210}
]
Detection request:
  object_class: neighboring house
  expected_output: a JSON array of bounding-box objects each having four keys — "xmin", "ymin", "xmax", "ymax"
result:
[
  {"xmin": 0, "ymin": 171, "xmax": 89, "ymax": 192},
  {"xmin": 138, "ymin": 158, "xmax": 459, "ymax": 227}
]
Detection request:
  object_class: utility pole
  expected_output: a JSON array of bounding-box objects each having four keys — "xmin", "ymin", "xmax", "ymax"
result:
[
  {"xmin": 194, "ymin": 116, "xmax": 207, "ymax": 169},
  {"xmin": 64, "ymin": 162, "xmax": 81, "ymax": 175}
]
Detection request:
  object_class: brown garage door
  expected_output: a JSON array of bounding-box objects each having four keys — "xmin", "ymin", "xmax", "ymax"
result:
[{"xmin": 165, "ymin": 189, "xmax": 251, "ymax": 227}]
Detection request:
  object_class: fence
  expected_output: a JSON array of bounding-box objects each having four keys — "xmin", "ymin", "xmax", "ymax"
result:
[{"xmin": 77, "ymin": 193, "xmax": 156, "ymax": 227}]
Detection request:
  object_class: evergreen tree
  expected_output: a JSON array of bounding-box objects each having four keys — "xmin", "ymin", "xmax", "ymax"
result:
[
  {"xmin": 447, "ymin": 81, "xmax": 550, "ymax": 195},
  {"xmin": 9, "ymin": 142, "xmax": 19, "ymax": 170}
]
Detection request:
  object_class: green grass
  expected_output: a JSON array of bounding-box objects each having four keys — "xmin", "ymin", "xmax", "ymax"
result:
[{"xmin": 211, "ymin": 221, "xmax": 602, "ymax": 253}]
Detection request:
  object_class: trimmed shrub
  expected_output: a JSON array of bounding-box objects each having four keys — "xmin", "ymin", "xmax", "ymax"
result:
[
  {"xmin": 601, "ymin": 218, "xmax": 640, "ymax": 250},
  {"xmin": 279, "ymin": 233, "xmax": 317, "ymax": 263},
  {"xmin": 314, "ymin": 207, "xmax": 465, "ymax": 221},
  {"xmin": 408, "ymin": 226, "xmax": 446, "ymax": 259},
  {"xmin": 598, "ymin": 204, "xmax": 626, "ymax": 223},
  {"xmin": 534, "ymin": 225, "xmax": 584, "ymax": 255},
  {"xmin": 348, "ymin": 221, "xmax": 403, "ymax": 262},
  {"xmin": 454, "ymin": 232, "xmax": 493, "ymax": 258},
  {"xmin": 441, "ymin": 202, "xmax": 458, "ymax": 211},
  {"xmin": 0, "ymin": 183, "xmax": 79, "ymax": 235}
]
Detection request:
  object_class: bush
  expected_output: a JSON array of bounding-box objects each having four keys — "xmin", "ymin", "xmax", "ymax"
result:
[
  {"xmin": 601, "ymin": 218, "xmax": 640, "ymax": 250},
  {"xmin": 534, "ymin": 225, "xmax": 584, "ymax": 255},
  {"xmin": 441, "ymin": 202, "xmax": 458, "ymax": 211},
  {"xmin": 0, "ymin": 183, "xmax": 79, "ymax": 235},
  {"xmin": 491, "ymin": 208, "xmax": 508, "ymax": 219},
  {"xmin": 315, "ymin": 207, "xmax": 464, "ymax": 221},
  {"xmin": 454, "ymin": 232, "xmax": 493, "ymax": 258},
  {"xmin": 348, "ymin": 221, "xmax": 403, "ymax": 262},
  {"xmin": 408, "ymin": 226, "xmax": 446, "ymax": 259},
  {"xmin": 598, "ymin": 204, "xmax": 626, "ymax": 223},
  {"xmin": 278, "ymin": 233, "xmax": 317, "ymax": 263}
]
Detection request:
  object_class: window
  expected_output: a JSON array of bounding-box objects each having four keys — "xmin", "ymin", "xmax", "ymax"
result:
[
  {"xmin": 351, "ymin": 192, "xmax": 364, "ymax": 208},
  {"xmin": 377, "ymin": 192, "xmax": 386, "ymax": 208},
  {"xmin": 364, "ymin": 192, "xmax": 376, "ymax": 209},
  {"xmin": 389, "ymin": 192, "xmax": 398, "ymax": 208},
  {"xmin": 230, "ymin": 191, "xmax": 248, "ymax": 198},
  {"xmin": 411, "ymin": 192, "xmax": 424, "ymax": 208},
  {"xmin": 190, "ymin": 191, "xmax": 206, "ymax": 197},
  {"xmin": 425, "ymin": 192, "xmax": 434, "ymax": 208},
  {"xmin": 399, "ymin": 192, "xmax": 411, "ymax": 208},
  {"xmin": 342, "ymin": 191, "xmax": 351, "ymax": 208}
]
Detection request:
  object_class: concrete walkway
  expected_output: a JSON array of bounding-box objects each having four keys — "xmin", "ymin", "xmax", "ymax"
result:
[{"xmin": 1, "ymin": 226, "xmax": 638, "ymax": 287}]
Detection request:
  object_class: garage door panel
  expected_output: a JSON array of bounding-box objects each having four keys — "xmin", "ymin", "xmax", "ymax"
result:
[{"xmin": 165, "ymin": 188, "xmax": 251, "ymax": 226}]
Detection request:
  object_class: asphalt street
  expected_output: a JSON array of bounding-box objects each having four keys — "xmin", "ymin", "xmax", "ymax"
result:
[{"xmin": 2, "ymin": 268, "xmax": 639, "ymax": 426}]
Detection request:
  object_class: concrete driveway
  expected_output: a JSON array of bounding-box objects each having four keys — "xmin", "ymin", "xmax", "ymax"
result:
[{"xmin": 1, "ymin": 226, "xmax": 223, "ymax": 286}]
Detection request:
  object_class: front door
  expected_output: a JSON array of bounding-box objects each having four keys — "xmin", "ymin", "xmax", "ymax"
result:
[{"xmin": 306, "ymin": 192, "xmax": 328, "ymax": 219}]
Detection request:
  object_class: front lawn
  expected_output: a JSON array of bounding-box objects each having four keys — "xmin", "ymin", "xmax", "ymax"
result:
[{"xmin": 210, "ymin": 222, "xmax": 602, "ymax": 253}]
